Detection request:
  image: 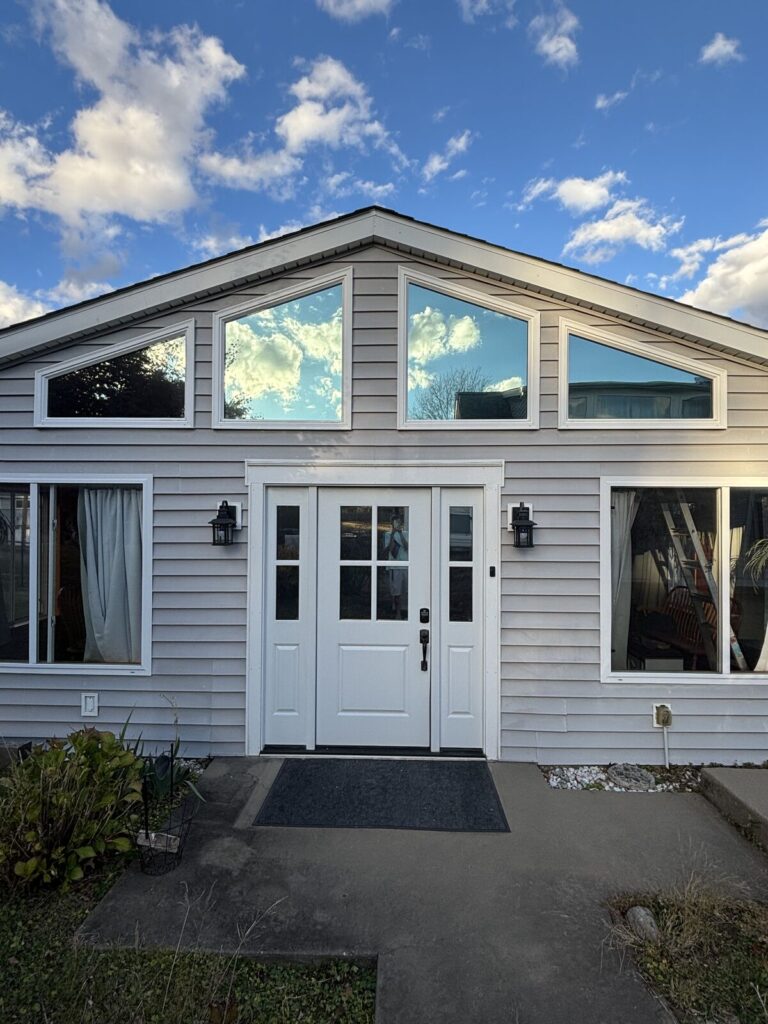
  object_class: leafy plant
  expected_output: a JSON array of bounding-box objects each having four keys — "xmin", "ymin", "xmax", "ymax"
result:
[
  {"xmin": 143, "ymin": 737, "xmax": 203, "ymax": 804},
  {"xmin": 0, "ymin": 727, "xmax": 144, "ymax": 889}
]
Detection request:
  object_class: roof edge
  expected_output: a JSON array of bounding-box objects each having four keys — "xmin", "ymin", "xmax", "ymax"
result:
[{"xmin": 1, "ymin": 205, "xmax": 767, "ymax": 366}]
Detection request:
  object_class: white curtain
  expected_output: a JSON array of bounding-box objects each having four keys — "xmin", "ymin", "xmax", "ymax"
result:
[
  {"xmin": 611, "ymin": 490, "xmax": 639, "ymax": 670},
  {"xmin": 77, "ymin": 487, "xmax": 142, "ymax": 664},
  {"xmin": 754, "ymin": 499, "xmax": 768, "ymax": 672}
]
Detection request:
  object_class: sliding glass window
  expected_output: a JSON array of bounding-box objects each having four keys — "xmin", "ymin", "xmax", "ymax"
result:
[{"xmin": 0, "ymin": 483, "xmax": 144, "ymax": 668}]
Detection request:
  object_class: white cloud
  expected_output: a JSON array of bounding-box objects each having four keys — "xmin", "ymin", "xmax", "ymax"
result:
[
  {"xmin": 256, "ymin": 207, "xmax": 343, "ymax": 243},
  {"xmin": 0, "ymin": 280, "xmax": 49, "ymax": 327},
  {"xmin": 529, "ymin": 4, "xmax": 579, "ymax": 69},
  {"xmin": 316, "ymin": 0, "xmax": 394, "ymax": 21},
  {"xmin": 408, "ymin": 306, "xmax": 480, "ymax": 367},
  {"xmin": 699, "ymin": 32, "xmax": 745, "ymax": 67},
  {"xmin": 518, "ymin": 170, "xmax": 627, "ymax": 213},
  {"xmin": 422, "ymin": 129, "xmax": 473, "ymax": 182},
  {"xmin": 43, "ymin": 278, "xmax": 112, "ymax": 304},
  {"xmin": 657, "ymin": 233, "xmax": 753, "ymax": 289},
  {"xmin": 680, "ymin": 226, "xmax": 768, "ymax": 326},
  {"xmin": 204, "ymin": 56, "xmax": 407, "ymax": 194},
  {"xmin": 325, "ymin": 170, "xmax": 395, "ymax": 199},
  {"xmin": 595, "ymin": 90, "xmax": 628, "ymax": 111},
  {"xmin": 433, "ymin": 106, "xmax": 450, "ymax": 122},
  {"xmin": 563, "ymin": 199, "xmax": 684, "ymax": 264},
  {"xmin": 486, "ymin": 375, "xmax": 523, "ymax": 394},
  {"xmin": 457, "ymin": 0, "xmax": 517, "ymax": 27},
  {"xmin": 0, "ymin": 0, "xmax": 245, "ymax": 227},
  {"xmin": 193, "ymin": 231, "xmax": 256, "ymax": 259}
]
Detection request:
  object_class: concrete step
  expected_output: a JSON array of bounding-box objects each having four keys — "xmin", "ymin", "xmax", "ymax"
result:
[{"xmin": 701, "ymin": 767, "xmax": 768, "ymax": 849}]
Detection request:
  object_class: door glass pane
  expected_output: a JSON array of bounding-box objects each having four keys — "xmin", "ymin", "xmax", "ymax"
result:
[
  {"xmin": 0, "ymin": 486, "xmax": 30, "ymax": 662},
  {"xmin": 449, "ymin": 567, "xmax": 473, "ymax": 622},
  {"xmin": 377, "ymin": 507, "xmax": 409, "ymax": 562},
  {"xmin": 730, "ymin": 488, "xmax": 768, "ymax": 672},
  {"xmin": 276, "ymin": 506, "xmax": 300, "ymax": 559},
  {"xmin": 276, "ymin": 566, "xmax": 299, "ymax": 620},
  {"xmin": 38, "ymin": 487, "xmax": 50, "ymax": 662},
  {"xmin": 449, "ymin": 506, "xmax": 473, "ymax": 561},
  {"xmin": 377, "ymin": 566, "xmax": 409, "ymax": 620},
  {"xmin": 340, "ymin": 507, "xmax": 372, "ymax": 560},
  {"xmin": 340, "ymin": 566, "xmax": 371, "ymax": 619}
]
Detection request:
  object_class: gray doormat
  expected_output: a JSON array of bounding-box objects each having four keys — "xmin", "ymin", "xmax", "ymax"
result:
[{"xmin": 253, "ymin": 758, "xmax": 509, "ymax": 832}]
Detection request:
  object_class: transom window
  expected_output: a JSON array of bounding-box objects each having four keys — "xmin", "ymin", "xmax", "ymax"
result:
[
  {"xmin": 398, "ymin": 270, "xmax": 539, "ymax": 429},
  {"xmin": 607, "ymin": 482, "xmax": 768, "ymax": 677},
  {"xmin": 0, "ymin": 480, "xmax": 149, "ymax": 671},
  {"xmin": 35, "ymin": 322, "xmax": 194, "ymax": 427},
  {"xmin": 560, "ymin": 320, "xmax": 723, "ymax": 429},
  {"xmin": 213, "ymin": 270, "xmax": 352, "ymax": 429}
]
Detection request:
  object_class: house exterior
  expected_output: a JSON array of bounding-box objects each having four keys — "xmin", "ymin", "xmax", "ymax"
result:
[{"xmin": 1, "ymin": 206, "xmax": 768, "ymax": 765}]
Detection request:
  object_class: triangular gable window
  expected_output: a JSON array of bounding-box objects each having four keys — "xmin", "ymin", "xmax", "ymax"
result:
[
  {"xmin": 559, "ymin": 320, "xmax": 725, "ymax": 429},
  {"xmin": 35, "ymin": 321, "xmax": 194, "ymax": 427}
]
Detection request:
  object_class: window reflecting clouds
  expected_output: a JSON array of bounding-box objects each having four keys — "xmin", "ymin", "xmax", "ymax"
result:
[
  {"xmin": 406, "ymin": 284, "xmax": 528, "ymax": 422},
  {"xmin": 568, "ymin": 335, "xmax": 713, "ymax": 420},
  {"xmin": 224, "ymin": 285, "xmax": 343, "ymax": 422}
]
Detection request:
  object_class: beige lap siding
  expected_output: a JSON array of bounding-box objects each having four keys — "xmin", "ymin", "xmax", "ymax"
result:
[{"xmin": 1, "ymin": 243, "xmax": 767, "ymax": 761}]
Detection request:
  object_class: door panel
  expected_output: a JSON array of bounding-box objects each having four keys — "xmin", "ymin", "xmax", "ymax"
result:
[
  {"xmin": 316, "ymin": 488, "xmax": 431, "ymax": 747},
  {"xmin": 440, "ymin": 490, "xmax": 484, "ymax": 749}
]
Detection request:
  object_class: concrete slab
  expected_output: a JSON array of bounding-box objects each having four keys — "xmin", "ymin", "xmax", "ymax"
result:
[
  {"xmin": 81, "ymin": 759, "xmax": 768, "ymax": 1024},
  {"xmin": 702, "ymin": 767, "xmax": 768, "ymax": 848}
]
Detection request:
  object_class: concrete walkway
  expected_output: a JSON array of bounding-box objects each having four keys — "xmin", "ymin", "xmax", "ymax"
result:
[
  {"xmin": 81, "ymin": 759, "xmax": 768, "ymax": 1024},
  {"xmin": 703, "ymin": 766, "xmax": 768, "ymax": 849}
]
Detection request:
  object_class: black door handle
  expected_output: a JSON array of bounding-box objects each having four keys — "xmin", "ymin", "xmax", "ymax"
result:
[{"xmin": 419, "ymin": 629, "xmax": 429, "ymax": 671}]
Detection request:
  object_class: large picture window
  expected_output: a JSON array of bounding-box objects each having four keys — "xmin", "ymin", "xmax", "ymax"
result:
[
  {"xmin": 213, "ymin": 271, "xmax": 352, "ymax": 429},
  {"xmin": 398, "ymin": 270, "xmax": 539, "ymax": 429},
  {"xmin": 560, "ymin": 321, "xmax": 724, "ymax": 429},
  {"xmin": 35, "ymin": 322, "xmax": 195, "ymax": 427},
  {"xmin": 0, "ymin": 480, "xmax": 149, "ymax": 671},
  {"xmin": 608, "ymin": 482, "xmax": 768, "ymax": 677}
]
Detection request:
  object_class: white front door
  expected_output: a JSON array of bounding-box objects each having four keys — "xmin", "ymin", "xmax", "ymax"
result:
[{"xmin": 316, "ymin": 488, "xmax": 432, "ymax": 747}]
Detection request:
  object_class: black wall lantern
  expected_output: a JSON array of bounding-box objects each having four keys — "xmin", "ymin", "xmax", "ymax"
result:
[
  {"xmin": 510, "ymin": 501, "xmax": 536, "ymax": 548},
  {"xmin": 209, "ymin": 500, "xmax": 237, "ymax": 546}
]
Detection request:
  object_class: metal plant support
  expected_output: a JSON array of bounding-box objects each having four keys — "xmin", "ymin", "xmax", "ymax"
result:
[{"xmin": 135, "ymin": 745, "xmax": 200, "ymax": 875}]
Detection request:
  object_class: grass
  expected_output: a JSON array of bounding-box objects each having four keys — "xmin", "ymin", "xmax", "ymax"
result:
[
  {"xmin": 610, "ymin": 875, "xmax": 768, "ymax": 1024},
  {"xmin": 0, "ymin": 867, "xmax": 376, "ymax": 1024}
]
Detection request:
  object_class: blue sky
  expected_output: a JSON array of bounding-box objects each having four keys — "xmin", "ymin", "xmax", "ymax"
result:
[{"xmin": 0, "ymin": 0, "xmax": 766, "ymax": 329}]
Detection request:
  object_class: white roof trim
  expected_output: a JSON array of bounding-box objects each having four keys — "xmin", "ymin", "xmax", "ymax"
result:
[{"xmin": 2, "ymin": 207, "xmax": 768, "ymax": 365}]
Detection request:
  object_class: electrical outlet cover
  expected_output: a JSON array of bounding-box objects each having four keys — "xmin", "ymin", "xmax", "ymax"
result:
[{"xmin": 81, "ymin": 693, "xmax": 99, "ymax": 717}]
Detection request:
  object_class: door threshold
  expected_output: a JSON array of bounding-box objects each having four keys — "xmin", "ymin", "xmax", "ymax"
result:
[{"xmin": 261, "ymin": 745, "xmax": 485, "ymax": 760}]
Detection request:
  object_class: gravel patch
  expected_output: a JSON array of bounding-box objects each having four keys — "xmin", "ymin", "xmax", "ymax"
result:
[{"xmin": 542, "ymin": 764, "xmax": 701, "ymax": 792}]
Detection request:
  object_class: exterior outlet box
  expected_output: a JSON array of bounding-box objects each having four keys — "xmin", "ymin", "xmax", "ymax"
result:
[
  {"xmin": 81, "ymin": 693, "xmax": 99, "ymax": 718},
  {"xmin": 653, "ymin": 703, "xmax": 672, "ymax": 728},
  {"xmin": 506, "ymin": 502, "xmax": 533, "ymax": 531}
]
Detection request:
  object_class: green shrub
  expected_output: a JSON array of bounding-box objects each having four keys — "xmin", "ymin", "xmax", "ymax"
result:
[{"xmin": 0, "ymin": 728, "xmax": 143, "ymax": 889}]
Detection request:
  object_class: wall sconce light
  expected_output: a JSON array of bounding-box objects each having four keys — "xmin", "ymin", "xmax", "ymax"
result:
[
  {"xmin": 209, "ymin": 500, "xmax": 239, "ymax": 546},
  {"xmin": 508, "ymin": 501, "xmax": 536, "ymax": 548}
]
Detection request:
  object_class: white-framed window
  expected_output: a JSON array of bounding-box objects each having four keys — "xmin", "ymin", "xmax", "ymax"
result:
[
  {"xmin": 559, "ymin": 319, "xmax": 726, "ymax": 430},
  {"xmin": 0, "ymin": 475, "xmax": 152, "ymax": 674},
  {"xmin": 211, "ymin": 269, "xmax": 353, "ymax": 430},
  {"xmin": 397, "ymin": 268, "xmax": 540, "ymax": 430},
  {"xmin": 601, "ymin": 477, "xmax": 768, "ymax": 681},
  {"xmin": 34, "ymin": 321, "xmax": 195, "ymax": 428}
]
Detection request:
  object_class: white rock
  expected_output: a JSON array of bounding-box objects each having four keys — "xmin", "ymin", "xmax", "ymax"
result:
[{"xmin": 625, "ymin": 905, "xmax": 661, "ymax": 943}]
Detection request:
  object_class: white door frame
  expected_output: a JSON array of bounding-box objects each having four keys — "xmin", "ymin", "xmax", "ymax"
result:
[{"xmin": 244, "ymin": 459, "xmax": 504, "ymax": 758}]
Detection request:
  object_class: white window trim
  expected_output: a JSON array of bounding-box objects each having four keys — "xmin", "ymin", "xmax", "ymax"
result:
[
  {"xmin": 211, "ymin": 268, "xmax": 353, "ymax": 430},
  {"xmin": 34, "ymin": 321, "xmax": 195, "ymax": 429},
  {"xmin": 397, "ymin": 267, "xmax": 541, "ymax": 431},
  {"xmin": 600, "ymin": 474, "xmax": 768, "ymax": 686},
  {"xmin": 0, "ymin": 474, "xmax": 153, "ymax": 675},
  {"xmin": 559, "ymin": 318, "xmax": 727, "ymax": 430}
]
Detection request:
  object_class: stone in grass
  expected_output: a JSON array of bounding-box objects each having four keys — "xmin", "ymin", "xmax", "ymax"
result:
[
  {"xmin": 607, "ymin": 763, "xmax": 656, "ymax": 791},
  {"xmin": 625, "ymin": 905, "xmax": 661, "ymax": 944}
]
